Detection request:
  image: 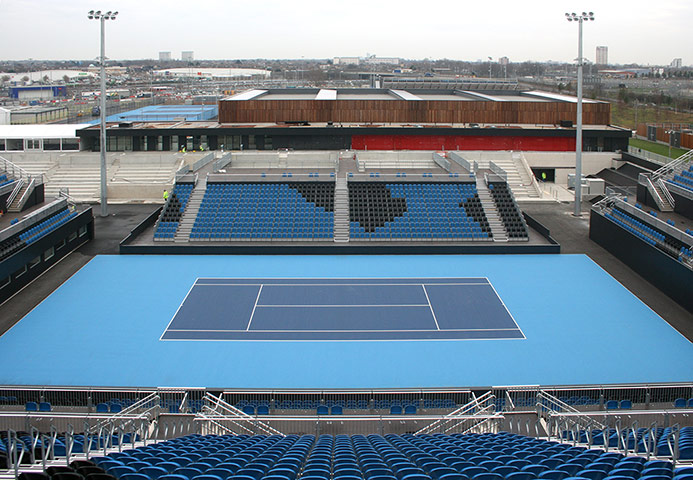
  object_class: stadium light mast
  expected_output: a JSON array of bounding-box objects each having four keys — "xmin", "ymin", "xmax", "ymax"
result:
[
  {"xmin": 565, "ymin": 11, "xmax": 594, "ymax": 217},
  {"xmin": 88, "ymin": 9, "xmax": 118, "ymax": 217}
]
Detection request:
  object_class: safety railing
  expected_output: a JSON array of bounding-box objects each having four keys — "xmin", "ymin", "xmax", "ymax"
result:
[
  {"xmin": 448, "ymin": 151, "xmax": 473, "ymax": 173},
  {"xmin": 537, "ymin": 390, "xmax": 608, "ymax": 433},
  {"xmin": 214, "ymin": 152, "xmax": 233, "ymax": 172},
  {"xmin": 415, "ymin": 391, "xmax": 500, "ymax": 435},
  {"xmin": 192, "ymin": 152, "xmax": 215, "ymax": 172},
  {"xmin": 657, "ymin": 177, "xmax": 676, "ymax": 207},
  {"xmin": 651, "ymin": 148, "xmax": 693, "ymax": 183},
  {"xmin": 0, "ymin": 154, "xmax": 42, "ymax": 184},
  {"xmin": 15, "ymin": 177, "xmax": 35, "ymax": 212},
  {"xmin": 199, "ymin": 392, "xmax": 283, "ymax": 436},
  {"xmin": 488, "ymin": 161, "xmax": 508, "ymax": 181},
  {"xmin": 6, "ymin": 178, "xmax": 24, "ymax": 208}
]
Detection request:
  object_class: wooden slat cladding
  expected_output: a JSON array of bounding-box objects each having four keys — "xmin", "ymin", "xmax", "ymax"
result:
[{"xmin": 219, "ymin": 99, "xmax": 611, "ymax": 125}]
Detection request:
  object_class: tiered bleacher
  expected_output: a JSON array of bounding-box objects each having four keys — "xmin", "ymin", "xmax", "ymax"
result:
[
  {"xmin": 603, "ymin": 206, "xmax": 693, "ymax": 265},
  {"xmin": 487, "ymin": 182, "xmax": 529, "ymax": 240},
  {"xmin": 191, "ymin": 183, "xmax": 334, "ymax": 240},
  {"xmin": 154, "ymin": 183, "xmax": 194, "ymax": 240},
  {"xmin": 0, "ymin": 173, "xmax": 16, "ymax": 188},
  {"xmin": 14, "ymin": 431, "xmax": 692, "ymax": 480},
  {"xmin": 0, "ymin": 207, "xmax": 77, "ymax": 260},
  {"xmin": 668, "ymin": 163, "xmax": 693, "ymax": 193},
  {"xmin": 349, "ymin": 183, "xmax": 491, "ymax": 240}
]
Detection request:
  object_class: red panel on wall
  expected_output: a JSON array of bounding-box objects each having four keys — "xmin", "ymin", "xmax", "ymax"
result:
[{"xmin": 351, "ymin": 135, "xmax": 575, "ymax": 151}]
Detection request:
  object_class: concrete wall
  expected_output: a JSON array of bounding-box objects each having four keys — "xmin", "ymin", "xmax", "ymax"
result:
[{"xmin": 522, "ymin": 152, "xmax": 617, "ymax": 184}]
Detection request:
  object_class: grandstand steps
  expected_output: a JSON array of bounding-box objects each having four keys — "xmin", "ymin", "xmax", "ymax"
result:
[
  {"xmin": 7, "ymin": 181, "xmax": 30, "ymax": 212},
  {"xmin": 333, "ymin": 175, "xmax": 350, "ymax": 242},
  {"xmin": 44, "ymin": 166, "xmax": 102, "ymax": 200},
  {"xmin": 174, "ymin": 178, "xmax": 207, "ymax": 242},
  {"xmin": 476, "ymin": 177, "xmax": 508, "ymax": 242},
  {"xmin": 651, "ymin": 181, "xmax": 674, "ymax": 212},
  {"xmin": 511, "ymin": 152, "xmax": 542, "ymax": 198}
]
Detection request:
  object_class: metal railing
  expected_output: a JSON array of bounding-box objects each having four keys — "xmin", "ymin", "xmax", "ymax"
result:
[
  {"xmin": 644, "ymin": 174, "xmax": 669, "ymax": 211},
  {"xmin": 14, "ymin": 178, "xmax": 35, "ymax": 211},
  {"xmin": 488, "ymin": 161, "xmax": 508, "ymax": 181},
  {"xmin": 448, "ymin": 151, "xmax": 473, "ymax": 173},
  {"xmin": 6, "ymin": 178, "xmax": 24, "ymax": 209},
  {"xmin": 415, "ymin": 391, "xmax": 500, "ymax": 435},
  {"xmin": 192, "ymin": 152, "xmax": 215, "ymax": 172},
  {"xmin": 0, "ymin": 154, "xmax": 42, "ymax": 184},
  {"xmin": 628, "ymin": 145, "xmax": 683, "ymax": 166},
  {"xmin": 214, "ymin": 152, "xmax": 233, "ymax": 172},
  {"xmin": 198, "ymin": 392, "xmax": 283, "ymax": 436},
  {"xmin": 656, "ymin": 177, "xmax": 676, "ymax": 207},
  {"xmin": 651, "ymin": 148, "xmax": 693, "ymax": 183}
]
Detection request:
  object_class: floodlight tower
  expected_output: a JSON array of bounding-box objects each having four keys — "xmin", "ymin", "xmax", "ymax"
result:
[
  {"xmin": 565, "ymin": 11, "xmax": 594, "ymax": 217},
  {"xmin": 88, "ymin": 9, "xmax": 118, "ymax": 217}
]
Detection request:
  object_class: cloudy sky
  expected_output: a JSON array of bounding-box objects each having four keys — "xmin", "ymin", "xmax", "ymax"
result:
[{"xmin": 1, "ymin": 0, "xmax": 691, "ymax": 65}]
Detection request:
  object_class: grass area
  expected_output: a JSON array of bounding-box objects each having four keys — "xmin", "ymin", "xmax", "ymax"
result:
[
  {"xmin": 629, "ymin": 138, "xmax": 689, "ymax": 158},
  {"xmin": 611, "ymin": 102, "xmax": 693, "ymax": 130}
]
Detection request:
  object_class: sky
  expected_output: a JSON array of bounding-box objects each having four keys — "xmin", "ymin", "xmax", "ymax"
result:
[{"xmin": 0, "ymin": 0, "xmax": 691, "ymax": 65}]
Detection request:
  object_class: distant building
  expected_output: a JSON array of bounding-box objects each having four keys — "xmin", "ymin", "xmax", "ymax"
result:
[
  {"xmin": 596, "ymin": 46, "xmax": 608, "ymax": 65},
  {"xmin": 671, "ymin": 58, "xmax": 682, "ymax": 68},
  {"xmin": 9, "ymin": 86, "xmax": 68, "ymax": 101},
  {"xmin": 182, "ymin": 51, "xmax": 194, "ymax": 62},
  {"xmin": 159, "ymin": 51, "xmax": 171, "ymax": 61},
  {"xmin": 499, "ymin": 57, "xmax": 509, "ymax": 66},
  {"xmin": 333, "ymin": 57, "xmax": 360, "ymax": 66},
  {"xmin": 364, "ymin": 56, "xmax": 400, "ymax": 65}
]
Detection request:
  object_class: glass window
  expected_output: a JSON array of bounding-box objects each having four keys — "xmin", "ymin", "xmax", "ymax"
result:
[
  {"xmin": 61, "ymin": 138, "xmax": 80, "ymax": 151},
  {"xmin": 0, "ymin": 138, "xmax": 5, "ymax": 150},
  {"xmin": 25, "ymin": 139, "xmax": 41, "ymax": 150},
  {"xmin": 56, "ymin": 239, "xmax": 66, "ymax": 250},
  {"xmin": 68, "ymin": 231, "xmax": 78, "ymax": 242},
  {"xmin": 0, "ymin": 275, "xmax": 9, "ymax": 289},
  {"xmin": 44, "ymin": 246, "xmax": 55, "ymax": 260},
  {"xmin": 6, "ymin": 139, "xmax": 23, "ymax": 151},
  {"xmin": 78, "ymin": 225, "xmax": 87, "ymax": 237},
  {"xmin": 43, "ymin": 139, "xmax": 61, "ymax": 151},
  {"xmin": 29, "ymin": 256, "xmax": 41, "ymax": 269}
]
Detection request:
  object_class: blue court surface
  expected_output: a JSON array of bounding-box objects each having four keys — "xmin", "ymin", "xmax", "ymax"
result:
[{"xmin": 1, "ymin": 254, "xmax": 692, "ymax": 389}]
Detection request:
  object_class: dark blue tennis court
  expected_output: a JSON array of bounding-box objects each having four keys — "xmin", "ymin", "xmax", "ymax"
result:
[{"xmin": 162, "ymin": 278, "xmax": 523, "ymax": 341}]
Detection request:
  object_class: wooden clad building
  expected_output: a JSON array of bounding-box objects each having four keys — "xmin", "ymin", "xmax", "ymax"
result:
[{"xmin": 219, "ymin": 89, "xmax": 611, "ymax": 126}]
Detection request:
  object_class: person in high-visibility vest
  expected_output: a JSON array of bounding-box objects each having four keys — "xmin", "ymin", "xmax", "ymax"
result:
[{"xmin": 163, "ymin": 190, "xmax": 169, "ymax": 202}]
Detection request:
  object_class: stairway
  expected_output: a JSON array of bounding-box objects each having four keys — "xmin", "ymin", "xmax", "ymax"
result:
[
  {"xmin": 511, "ymin": 152, "xmax": 541, "ymax": 198},
  {"xmin": 174, "ymin": 177, "xmax": 207, "ymax": 242},
  {"xmin": 651, "ymin": 180, "xmax": 674, "ymax": 212},
  {"xmin": 476, "ymin": 176, "xmax": 508, "ymax": 242},
  {"xmin": 7, "ymin": 181, "xmax": 30, "ymax": 212},
  {"xmin": 487, "ymin": 154, "xmax": 540, "ymax": 199},
  {"xmin": 333, "ymin": 175, "xmax": 350, "ymax": 243}
]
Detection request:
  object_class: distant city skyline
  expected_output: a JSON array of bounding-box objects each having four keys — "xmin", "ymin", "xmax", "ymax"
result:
[{"xmin": 0, "ymin": 0, "xmax": 691, "ymax": 66}]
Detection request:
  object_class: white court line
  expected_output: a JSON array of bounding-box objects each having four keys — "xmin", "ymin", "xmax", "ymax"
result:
[
  {"xmin": 167, "ymin": 327, "xmax": 522, "ymax": 332},
  {"xmin": 194, "ymin": 282, "xmax": 491, "ymax": 287},
  {"xmin": 245, "ymin": 285, "xmax": 263, "ymax": 331},
  {"xmin": 254, "ymin": 304, "xmax": 430, "ymax": 308},
  {"xmin": 487, "ymin": 281, "xmax": 526, "ymax": 340},
  {"xmin": 159, "ymin": 281, "xmax": 198, "ymax": 341},
  {"xmin": 421, "ymin": 284, "xmax": 440, "ymax": 331}
]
